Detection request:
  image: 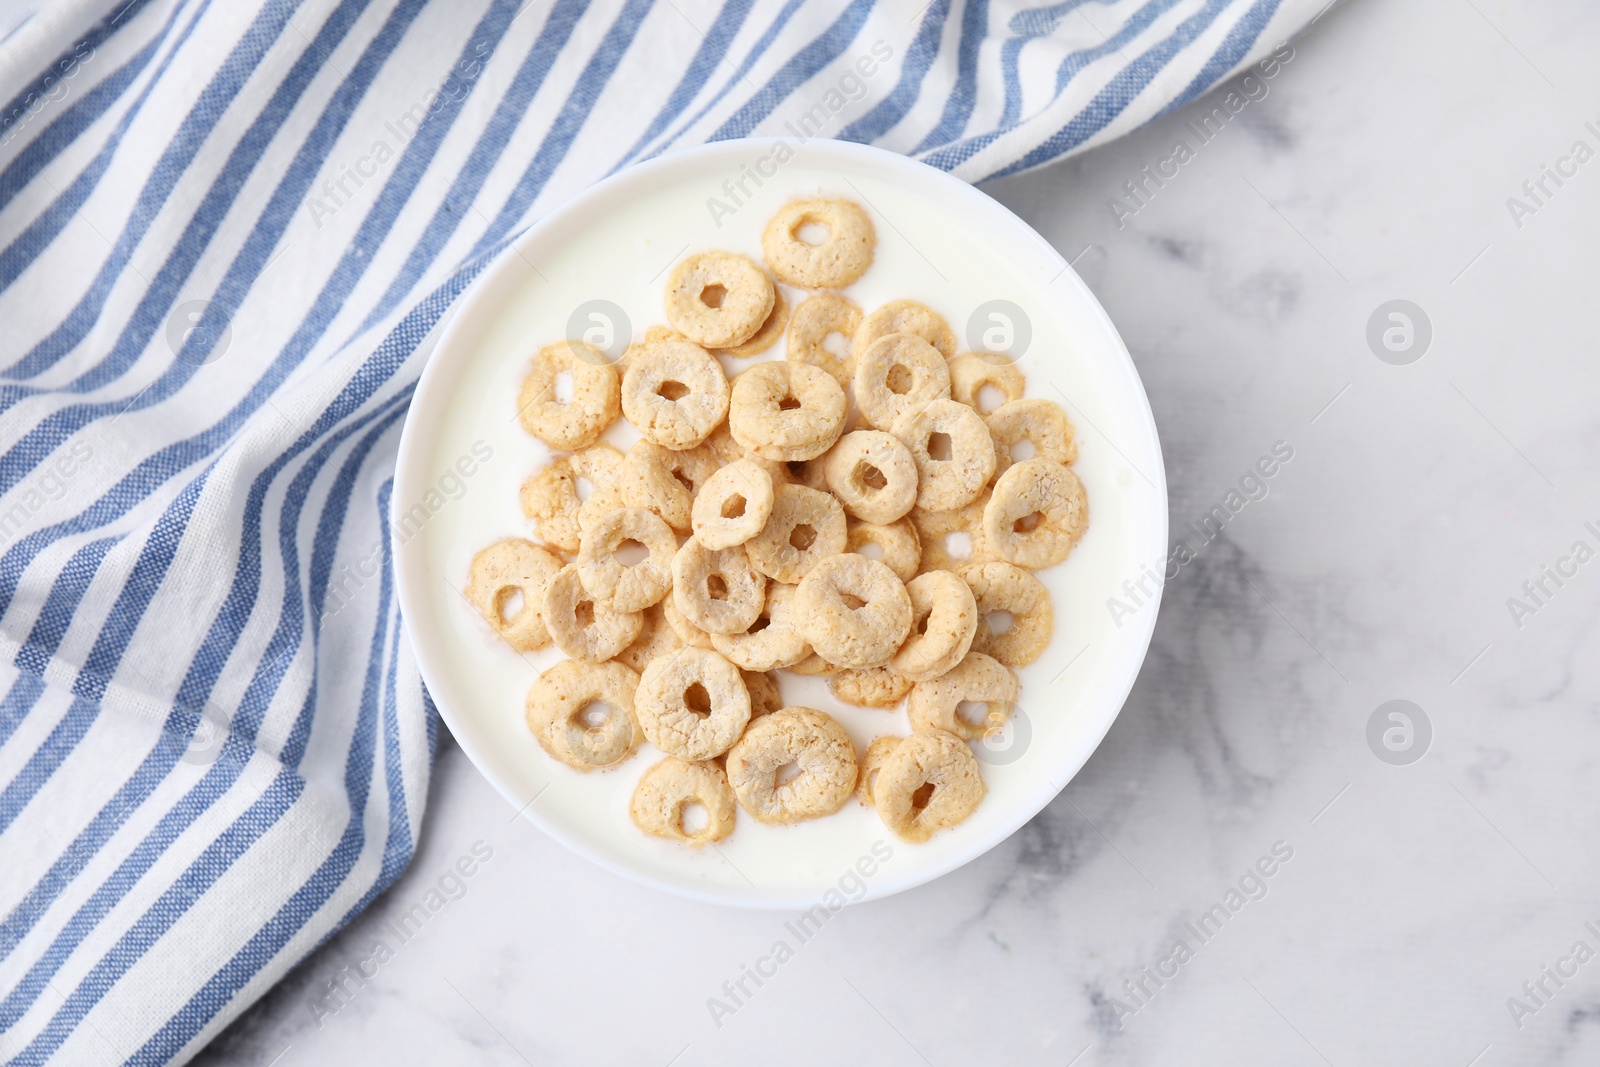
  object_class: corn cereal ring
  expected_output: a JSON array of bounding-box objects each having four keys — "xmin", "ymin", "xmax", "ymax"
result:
[
  {"xmin": 891, "ymin": 398, "xmax": 996, "ymax": 513},
  {"xmin": 744, "ymin": 484, "xmax": 846, "ymax": 584},
  {"xmin": 959, "ymin": 561, "xmax": 1053, "ymax": 667},
  {"xmin": 671, "ymin": 535, "xmax": 767, "ymax": 635},
  {"xmin": 846, "ymin": 518, "xmax": 921, "ymax": 583},
  {"xmin": 982, "ymin": 458, "xmax": 1088, "ymax": 568},
  {"xmin": 576, "ymin": 506, "xmax": 676, "ymax": 612},
  {"xmin": 725, "ymin": 707, "xmax": 858, "ymax": 824},
  {"xmin": 907, "ymin": 651, "xmax": 1016, "ymax": 742},
  {"xmin": 519, "ymin": 444, "xmax": 625, "ymax": 553},
  {"xmin": 786, "ymin": 292, "xmax": 861, "ymax": 386},
  {"xmin": 743, "ymin": 669, "xmax": 784, "ymax": 718},
  {"xmin": 466, "ymin": 538, "xmax": 563, "ymax": 651},
  {"xmin": 912, "ymin": 495, "xmax": 994, "ymax": 572},
  {"xmin": 891, "ymin": 570, "xmax": 978, "ymax": 682},
  {"xmin": 948, "ymin": 352, "xmax": 1025, "ymax": 413},
  {"xmin": 620, "ymin": 439, "xmax": 720, "ymax": 532},
  {"xmin": 853, "ymin": 333, "xmax": 951, "ymax": 431},
  {"xmin": 636, "ymin": 647, "xmax": 752, "ymax": 760},
  {"xmin": 761, "ymin": 199, "xmax": 875, "ymax": 289},
  {"xmin": 525, "ymin": 659, "xmax": 640, "ymax": 771},
  {"xmin": 874, "ymin": 729, "xmax": 985, "ymax": 843},
  {"xmin": 664, "ymin": 251, "xmax": 774, "ymax": 348},
  {"xmin": 621, "ymin": 338, "xmax": 729, "ymax": 450},
  {"xmin": 794, "ymin": 554, "xmax": 912, "ymax": 669},
  {"xmin": 516, "ymin": 341, "xmax": 620, "ymax": 450},
  {"xmin": 661, "ymin": 593, "xmax": 714, "ymax": 650},
  {"xmin": 630, "ymin": 757, "xmax": 737, "ymax": 846},
  {"xmin": 615, "ymin": 601, "xmax": 683, "ymax": 674},
  {"xmin": 857, "ymin": 735, "xmax": 902, "ymax": 806},
  {"xmin": 829, "ymin": 667, "xmax": 912, "ymax": 709},
  {"xmin": 728, "ymin": 360, "xmax": 846, "ymax": 462},
  {"xmin": 823, "ymin": 430, "xmax": 917, "ymax": 524},
  {"xmin": 711, "ymin": 279, "xmax": 787, "ymax": 358},
  {"xmin": 541, "ymin": 564, "xmax": 643, "ymax": 662},
  {"xmin": 691, "ymin": 458, "xmax": 775, "ymax": 550},
  {"xmin": 712, "ymin": 581, "xmax": 811, "ymax": 671},
  {"xmin": 986, "ymin": 398, "xmax": 1078, "ymax": 479},
  {"xmin": 854, "ymin": 299, "xmax": 957, "ymax": 359}
]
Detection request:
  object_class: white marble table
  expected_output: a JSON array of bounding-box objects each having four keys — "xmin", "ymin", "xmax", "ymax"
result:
[{"xmin": 195, "ymin": 1, "xmax": 1600, "ymax": 1063}]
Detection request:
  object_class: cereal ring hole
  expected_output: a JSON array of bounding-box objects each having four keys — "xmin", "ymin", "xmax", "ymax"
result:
[
  {"xmin": 774, "ymin": 761, "xmax": 804, "ymax": 787},
  {"xmin": 1013, "ymin": 511, "xmax": 1044, "ymax": 534},
  {"xmin": 575, "ymin": 701, "xmax": 613, "ymax": 729},
  {"xmin": 986, "ymin": 610, "xmax": 1016, "ymax": 635},
  {"xmin": 841, "ymin": 593, "xmax": 867, "ymax": 611},
  {"xmin": 928, "ymin": 432, "xmax": 953, "ymax": 461},
  {"xmin": 678, "ymin": 799, "xmax": 711, "ymax": 835},
  {"xmin": 857, "ymin": 540, "xmax": 884, "ymax": 561},
  {"xmin": 794, "ymin": 219, "xmax": 830, "ymax": 246},
  {"xmin": 853, "ymin": 462, "xmax": 887, "ymax": 491},
  {"xmin": 671, "ymin": 468, "xmax": 696, "ymax": 493},
  {"xmin": 720, "ymin": 494, "xmax": 747, "ymax": 519},
  {"xmin": 975, "ymin": 383, "xmax": 1006, "ymax": 413},
  {"xmin": 614, "ymin": 539, "xmax": 649, "ymax": 567},
  {"xmin": 495, "ymin": 586, "xmax": 526, "ymax": 624},
  {"xmin": 944, "ymin": 531, "xmax": 973, "ymax": 560},
  {"xmin": 684, "ymin": 682, "xmax": 712, "ymax": 716},
  {"xmin": 1010, "ymin": 438, "xmax": 1037, "ymax": 461},
  {"xmin": 707, "ymin": 574, "xmax": 729, "ymax": 600},
  {"xmin": 913, "ymin": 611, "xmax": 931, "ymax": 636},
  {"xmin": 554, "ymin": 371, "xmax": 574, "ymax": 403},
  {"xmin": 574, "ymin": 476, "xmax": 595, "ymax": 501},
  {"xmin": 789, "ymin": 523, "xmax": 818, "ymax": 551},
  {"xmin": 910, "ymin": 781, "xmax": 936, "ymax": 812},
  {"xmin": 657, "ymin": 379, "xmax": 690, "ymax": 401},
  {"xmin": 784, "ymin": 460, "xmax": 808, "ymax": 480},
  {"xmin": 699, "ymin": 284, "xmax": 727, "ymax": 309},
  {"xmin": 747, "ymin": 612, "xmax": 771, "ymax": 634},
  {"xmin": 886, "ymin": 364, "xmax": 914, "ymax": 395},
  {"xmin": 956, "ymin": 700, "xmax": 993, "ymax": 729},
  {"xmin": 574, "ymin": 599, "xmax": 595, "ymax": 627},
  {"xmin": 778, "ymin": 394, "xmax": 802, "ymax": 411},
  {"xmin": 823, "ymin": 331, "xmax": 850, "ymax": 359}
]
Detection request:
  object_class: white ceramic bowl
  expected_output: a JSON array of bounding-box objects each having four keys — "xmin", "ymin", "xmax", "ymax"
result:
[{"xmin": 393, "ymin": 137, "xmax": 1166, "ymax": 909}]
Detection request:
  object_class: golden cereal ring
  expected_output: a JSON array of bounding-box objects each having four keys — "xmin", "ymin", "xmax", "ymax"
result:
[
  {"xmin": 912, "ymin": 496, "xmax": 994, "ymax": 572},
  {"xmin": 619, "ymin": 439, "xmax": 720, "ymax": 532},
  {"xmin": 621, "ymin": 338, "xmax": 730, "ymax": 450},
  {"xmin": 846, "ymin": 518, "xmax": 921, "ymax": 583},
  {"xmin": 891, "ymin": 570, "xmax": 978, "ymax": 682},
  {"xmin": 874, "ymin": 728, "xmax": 985, "ymax": 843},
  {"xmin": 823, "ymin": 430, "xmax": 917, "ymax": 524},
  {"xmin": 725, "ymin": 707, "xmax": 858, "ymax": 824},
  {"xmin": 986, "ymin": 398, "xmax": 1078, "ymax": 479},
  {"xmin": 711, "ymin": 280, "xmax": 787, "ymax": 358},
  {"xmin": 516, "ymin": 341, "xmax": 620, "ymax": 450},
  {"xmin": 857, "ymin": 735, "xmax": 902, "ymax": 806},
  {"xmin": 524, "ymin": 659, "xmax": 640, "ymax": 771},
  {"xmin": 728, "ymin": 360, "xmax": 846, "ymax": 463},
  {"xmin": 794, "ymin": 554, "xmax": 912, "ymax": 669},
  {"xmin": 466, "ymin": 539, "xmax": 563, "ymax": 651},
  {"xmin": 853, "ymin": 333, "xmax": 951, "ymax": 431},
  {"xmin": 891, "ymin": 398, "xmax": 996, "ymax": 513},
  {"xmin": 907, "ymin": 651, "xmax": 1016, "ymax": 742},
  {"xmin": 664, "ymin": 251, "xmax": 774, "ymax": 348},
  {"xmin": 983, "ymin": 458, "xmax": 1088, "ymax": 569},
  {"xmin": 518, "ymin": 444, "xmax": 625, "ymax": 554},
  {"xmin": 712, "ymin": 582, "xmax": 811, "ymax": 671},
  {"xmin": 636, "ymin": 647, "xmax": 751, "ymax": 760},
  {"xmin": 691, "ymin": 458, "xmax": 775, "ymax": 550},
  {"xmin": 541, "ymin": 565, "xmax": 643, "ymax": 662},
  {"xmin": 661, "ymin": 593, "xmax": 714, "ymax": 650},
  {"xmin": 788, "ymin": 651, "xmax": 839, "ymax": 676},
  {"xmin": 575, "ymin": 507, "xmax": 676, "ymax": 612},
  {"xmin": 743, "ymin": 669, "xmax": 784, "ymax": 718},
  {"xmin": 786, "ymin": 292, "xmax": 861, "ymax": 386},
  {"xmin": 948, "ymin": 352, "xmax": 1025, "ymax": 413},
  {"xmin": 615, "ymin": 601, "xmax": 683, "ymax": 674},
  {"xmin": 959, "ymin": 561, "xmax": 1053, "ymax": 667},
  {"xmin": 761, "ymin": 199, "xmax": 875, "ymax": 289},
  {"xmin": 630, "ymin": 757, "xmax": 737, "ymax": 846},
  {"xmin": 854, "ymin": 299, "xmax": 957, "ymax": 359},
  {"xmin": 829, "ymin": 667, "xmax": 913, "ymax": 709},
  {"xmin": 671, "ymin": 535, "xmax": 767, "ymax": 635},
  {"xmin": 744, "ymin": 484, "xmax": 846, "ymax": 584}
]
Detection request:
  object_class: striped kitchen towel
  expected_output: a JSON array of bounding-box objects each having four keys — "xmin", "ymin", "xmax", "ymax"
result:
[{"xmin": 0, "ymin": 0, "xmax": 1328, "ymax": 1061}]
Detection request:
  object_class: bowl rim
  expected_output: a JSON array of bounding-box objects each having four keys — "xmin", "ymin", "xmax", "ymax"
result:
[{"xmin": 392, "ymin": 136, "xmax": 1168, "ymax": 909}]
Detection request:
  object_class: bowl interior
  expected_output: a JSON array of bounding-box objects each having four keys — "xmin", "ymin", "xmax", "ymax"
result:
[{"xmin": 393, "ymin": 138, "xmax": 1167, "ymax": 908}]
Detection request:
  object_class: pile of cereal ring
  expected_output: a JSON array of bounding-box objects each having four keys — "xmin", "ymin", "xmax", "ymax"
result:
[{"xmin": 467, "ymin": 197, "xmax": 1087, "ymax": 846}]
